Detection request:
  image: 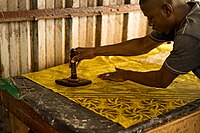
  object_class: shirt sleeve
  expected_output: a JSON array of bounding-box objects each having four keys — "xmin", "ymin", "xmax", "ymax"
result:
[
  {"xmin": 165, "ymin": 35, "xmax": 200, "ymax": 74},
  {"xmin": 150, "ymin": 30, "xmax": 175, "ymax": 42}
]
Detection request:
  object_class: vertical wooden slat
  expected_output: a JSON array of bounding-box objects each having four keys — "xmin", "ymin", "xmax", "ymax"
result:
[
  {"xmin": 37, "ymin": 0, "xmax": 46, "ymax": 70},
  {"xmin": 9, "ymin": 113, "xmax": 29, "ymax": 133},
  {"xmin": 122, "ymin": 0, "xmax": 131, "ymax": 41},
  {"xmin": 0, "ymin": 0, "xmax": 147, "ymax": 77},
  {"xmin": 127, "ymin": 0, "xmax": 135, "ymax": 40},
  {"xmin": 0, "ymin": 0, "xmax": 10, "ymax": 78},
  {"xmin": 19, "ymin": 0, "xmax": 31, "ymax": 74},
  {"xmin": 127, "ymin": 11, "xmax": 140, "ymax": 39},
  {"xmin": 46, "ymin": 0, "xmax": 55, "ymax": 68},
  {"xmin": 61, "ymin": 0, "xmax": 66, "ymax": 64},
  {"xmin": 127, "ymin": 0, "xmax": 147, "ymax": 38},
  {"xmin": 100, "ymin": 0, "xmax": 109, "ymax": 46},
  {"xmin": 30, "ymin": 0, "xmax": 38, "ymax": 72},
  {"xmin": 122, "ymin": 13, "xmax": 128, "ymax": 41},
  {"xmin": 138, "ymin": 12, "xmax": 148, "ymax": 37},
  {"xmin": 86, "ymin": 0, "xmax": 96, "ymax": 47},
  {"xmin": 71, "ymin": 0, "xmax": 79, "ymax": 48},
  {"xmin": 54, "ymin": 0, "xmax": 65, "ymax": 65},
  {"xmin": 123, "ymin": 0, "xmax": 143, "ymax": 41},
  {"xmin": 78, "ymin": 0, "xmax": 87, "ymax": 47},
  {"xmin": 114, "ymin": 0, "xmax": 124, "ymax": 43},
  {"xmin": 95, "ymin": 0, "xmax": 102, "ymax": 47},
  {"xmin": 65, "ymin": 0, "xmax": 73, "ymax": 62},
  {"xmin": 8, "ymin": 0, "xmax": 20, "ymax": 77},
  {"xmin": 106, "ymin": 0, "xmax": 116, "ymax": 45},
  {"xmin": 65, "ymin": 0, "xmax": 79, "ymax": 61}
]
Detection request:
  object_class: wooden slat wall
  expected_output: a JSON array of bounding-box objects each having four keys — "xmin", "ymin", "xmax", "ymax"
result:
[
  {"xmin": 54, "ymin": 0, "xmax": 65, "ymax": 66},
  {"xmin": 19, "ymin": 0, "xmax": 31, "ymax": 75},
  {"xmin": 0, "ymin": 0, "xmax": 147, "ymax": 78},
  {"xmin": 0, "ymin": 1, "xmax": 9, "ymax": 77}
]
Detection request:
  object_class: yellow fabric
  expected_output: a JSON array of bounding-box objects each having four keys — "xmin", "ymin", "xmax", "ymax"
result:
[{"xmin": 23, "ymin": 44, "xmax": 200, "ymax": 128}]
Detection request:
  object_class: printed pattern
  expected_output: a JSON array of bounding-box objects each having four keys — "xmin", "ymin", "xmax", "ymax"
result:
[{"xmin": 23, "ymin": 45, "xmax": 200, "ymax": 128}]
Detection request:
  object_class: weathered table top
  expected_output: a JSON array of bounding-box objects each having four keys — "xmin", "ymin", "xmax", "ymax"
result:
[{"xmin": 1, "ymin": 76, "xmax": 200, "ymax": 133}]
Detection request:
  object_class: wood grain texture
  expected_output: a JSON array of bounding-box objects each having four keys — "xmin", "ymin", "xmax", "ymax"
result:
[
  {"xmin": 46, "ymin": 0, "xmax": 55, "ymax": 68},
  {"xmin": 55, "ymin": 0, "xmax": 65, "ymax": 65},
  {"xmin": 19, "ymin": 0, "xmax": 31, "ymax": 74},
  {"xmin": 100, "ymin": 0, "xmax": 109, "ymax": 46},
  {"xmin": 78, "ymin": 0, "xmax": 87, "ymax": 47},
  {"xmin": 37, "ymin": 0, "xmax": 46, "ymax": 70},
  {"xmin": 147, "ymin": 110, "xmax": 200, "ymax": 133},
  {"xmin": 8, "ymin": 0, "xmax": 20, "ymax": 76},
  {"xmin": 86, "ymin": 0, "xmax": 96, "ymax": 47},
  {"xmin": 0, "ymin": 0, "xmax": 148, "ymax": 77},
  {"xmin": 0, "ymin": 0, "xmax": 10, "ymax": 77}
]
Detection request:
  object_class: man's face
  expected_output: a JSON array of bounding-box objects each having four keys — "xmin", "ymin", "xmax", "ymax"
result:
[{"xmin": 140, "ymin": 1, "xmax": 175, "ymax": 34}]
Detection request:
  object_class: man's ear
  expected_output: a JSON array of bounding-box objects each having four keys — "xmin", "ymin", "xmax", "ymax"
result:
[{"xmin": 162, "ymin": 4, "xmax": 173, "ymax": 17}]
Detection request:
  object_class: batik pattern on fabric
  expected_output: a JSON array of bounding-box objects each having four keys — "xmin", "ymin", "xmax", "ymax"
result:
[{"xmin": 23, "ymin": 45, "xmax": 200, "ymax": 128}]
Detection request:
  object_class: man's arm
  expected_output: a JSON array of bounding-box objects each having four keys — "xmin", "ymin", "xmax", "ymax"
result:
[
  {"xmin": 98, "ymin": 64, "xmax": 179, "ymax": 88},
  {"xmin": 75, "ymin": 35, "xmax": 165, "ymax": 63},
  {"xmin": 93, "ymin": 35, "xmax": 164, "ymax": 56}
]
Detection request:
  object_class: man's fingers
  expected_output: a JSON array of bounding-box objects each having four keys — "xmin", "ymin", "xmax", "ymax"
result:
[
  {"xmin": 76, "ymin": 59, "xmax": 82, "ymax": 66},
  {"xmin": 98, "ymin": 71, "xmax": 125, "ymax": 82},
  {"xmin": 97, "ymin": 73, "xmax": 112, "ymax": 80},
  {"xmin": 115, "ymin": 66, "xmax": 122, "ymax": 71}
]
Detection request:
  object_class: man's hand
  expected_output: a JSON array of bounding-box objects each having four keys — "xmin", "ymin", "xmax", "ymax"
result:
[
  {"xmin": 98, "ymin": 67, "xmax": 128, "ymax": 82},
  {"xmin": 69, "ymin": 47, "xmax": 96, "ymax": 66}
]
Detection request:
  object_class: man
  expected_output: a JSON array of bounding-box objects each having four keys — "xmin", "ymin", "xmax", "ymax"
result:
[{"xmin": 73, "ymin": 0, "xmax": 200, "ymax": 88}]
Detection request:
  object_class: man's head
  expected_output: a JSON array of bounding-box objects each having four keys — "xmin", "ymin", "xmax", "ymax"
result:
[{"xmin": 139, "ymin": 0, "xmax": 187, "ymax": 34}]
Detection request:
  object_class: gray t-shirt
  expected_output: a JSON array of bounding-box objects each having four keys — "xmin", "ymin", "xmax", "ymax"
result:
[{"xmin": 150, "ymin": 1, "xmax": 200, "ymax": 79}]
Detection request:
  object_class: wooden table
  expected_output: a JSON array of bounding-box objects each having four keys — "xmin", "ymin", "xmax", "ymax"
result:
[{"xmin": 1, "ymin": 76, "xmax": 200, "ymax": 133}]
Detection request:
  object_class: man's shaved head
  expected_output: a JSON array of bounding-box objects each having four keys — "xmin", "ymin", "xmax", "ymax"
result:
[
  {"xmin": 139, "ymin": 0, "xmax": 186, "ymax": 6},
  {"xmin": 139, "ymin": 0, "xmax": 189, "ymax": 34},
  {"xmin": 139, "ymin": 0, "xmax": 172, "ymax": 6},
  {"xmin": 139, "ymin": 0, "xmax": 149, "ymax": 5}
]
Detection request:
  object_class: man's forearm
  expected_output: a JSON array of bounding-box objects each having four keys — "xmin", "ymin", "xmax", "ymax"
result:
[
  {"xmin": 125, "ymin": 70, "xmax": 166, "ymax": 88},
  {"xmin": 94, "ymin": 36, "xmax": 149, "ymax": 56},
  {"xmin": 93, "ymin": 35, "xmax": 164, "ymax": 57}
]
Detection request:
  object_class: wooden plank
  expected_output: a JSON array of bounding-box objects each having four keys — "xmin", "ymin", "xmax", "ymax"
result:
[
  {"xmin": 95, "ymin": 0, "xmax": 103, "ymax": 47},
  {"xmin": 37, "ymin": 0, "xmax": 46, "ymax": 70},
  {"xmin": 127, "ymin": 0, "xmax": 138, "ymax": 40},
  {"xmin": 2, "ymin": 90, "xmax": 62, "ymax": 133},
  {"xmin": 106, "ymin": 0, "xmax": 116, "ymax": 45},
  {"xmin": 0, "ymin": 4, "xmax": 141, "ymax": 23},
  {"xmin": 122, "ymin": 0, "xmax": 131, "ymax": 41},
  {"xmin": 138, "ymin": 12, "xmax": 147, "ymax": 37},
  {"xmin": 54, "ymin": 0, "xmax": 65, "ymax": 65},
  {"xmin": 65, "ymin": 0, "xmax": 73, "ymax": 62},
  {"xmin": 19, "ymin": 0, "xmax": 31, "ymax": 74},
  {"xmin": 147, "ymin": 110, "xmax": 200, "ymax": 133},
  {"xmin": 30, "ymin": 0, "xmax": 39, "ymax": 72},
  {"xmin": 126, "ymin": 0, "xmax": 147, "ymax": 38},
  {"xmin": 71, "ymin": 0, "xmax": 79, "ymax": 49},
  {"xmin": 114, "ymin": 0, "xmax": 124, "ymax": 43},
  {"xmin": 78, "ymin": 0, "xmax": 87, "ymax": 47},
  {"xmin": 123, "ymin": 0, "xmax": 141, "ymax": 41},
  {"xmin": 100, "ymin": 0, "xmax": 109, "ymax": 46},
  {"xmin": 0, "ymin": 0, "xmax": 10, "ymax": 78},
  {"xmin": 9, "ymin": 113, "xmax": 29, "ymax": 133},
  {"xmin": 86, "ymin": 0, "xmax": 96, "ymax": 47},
  {"xmin": 122, "ymin": 12, "xmax": 128, "ymax": 41},
  {"xmin": 127, "ymin": 11, "xmax": 140, "ymax": 39},
  {"xmin": 65, "ymin": 0, "xmax": 79, "ymax": 60},
  {"xmin": 46, "ymin": 0, "xmax": 55, "ymax": 68},
  {"xmin": 8, "ymin": 0, "xmax": 20, "ymax": 76}
]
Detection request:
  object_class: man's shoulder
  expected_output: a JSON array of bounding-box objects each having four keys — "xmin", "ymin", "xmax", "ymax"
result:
[
  {"xmin": 176, "ymin": 23, "xmax": 200, "ymax": 41},
  {"xmin": 176, "ymin": 7, "xmax": 200, "ymax": 40}
]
